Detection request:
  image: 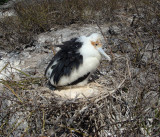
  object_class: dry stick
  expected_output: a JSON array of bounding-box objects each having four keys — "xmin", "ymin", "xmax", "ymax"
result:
[
  {"xmin": 115, "ymin": 56, "xmax": 132, "ymax": 80},
  {"xmin": 42, "ymin": 108, "xmax": 45, "ymax": 135},
  {"xmin": 3, "ymin": 82, "xmax": 23, "ymax": 103},
  {"xmin": 132, "ymin": 0, "xmax": 140, "ymax": 16},
  {"xmin": 60, "ymin": 125, "xmax": 86, "ymax": 136},
  {"xmin": 13, "ymin": 68, "xmax": 31, "ymax": 77},
  {"xmin": 0, "ymin": 63, "xmax": 9, "ymax": 74},
  {"xmin": 96, "ymin": 22, "xmax": 114, "ymax": 59},
  {"xmin": 7, "ymin": 118, "xmax": 21, "ymax": 137},
  {"xmin": 95, "ymin": 77, "xmax": 126, "ymax": 103},
  {"xmin": 126, "ymin": 58, "xmax": 132, "ymax": 80},
  {"xmin": 0, "ymin": 120, "xmax": 8, "ymax": 130}
]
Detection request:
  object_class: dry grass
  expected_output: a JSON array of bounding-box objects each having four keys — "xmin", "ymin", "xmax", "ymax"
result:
[
  {"xmin": 0, "ymin": 0, "xmax": 123, "ymax": 51},
  {"xmin": 14, "ymin": 0, "xmax": 121, "ymax": 30},
  {"xmin": 0, "ymin": 0, "xmax": 160, "ymax": 51},
  {"xmin": 0, "ymin": 0, "xmax": 160, "ymax": 136}
]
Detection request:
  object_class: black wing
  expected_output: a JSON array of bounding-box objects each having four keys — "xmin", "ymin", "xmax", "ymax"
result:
[
  {"xmin": 56, "ymin": 38, "xmax": 81, "ymax": 50},
  {"xmin": 45, "ymin": 38, "xmax": 83, "ymax": 85}
]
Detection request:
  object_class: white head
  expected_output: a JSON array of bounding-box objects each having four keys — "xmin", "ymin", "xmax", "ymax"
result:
[{"xmin": 87, "ymin": 33, "xmax": 111, "ymax": 61}]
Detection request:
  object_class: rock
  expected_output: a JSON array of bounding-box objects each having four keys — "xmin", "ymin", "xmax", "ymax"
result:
[
  {"xmin": 151, "ymin": 18, "xmax": 158, "ymax": 25},
  {"xmin": 108, "ymin": 25, "xmax": 121, "ymax": 35},
  {"xmin": 9, "ymin": 112, "xmax": 28, "ymax": 137},
  {"xmin": 0, "ymin": 9, "xmax": 15, "ymax": 18},
  {"xmin": 36, "ymin": 25, "xmax": 110, "ymax": 48}
]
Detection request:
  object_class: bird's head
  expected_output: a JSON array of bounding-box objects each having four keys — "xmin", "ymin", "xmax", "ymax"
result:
[{"xmin": 89, "ymin": 33, "xmax": 111, "ymax": 61}]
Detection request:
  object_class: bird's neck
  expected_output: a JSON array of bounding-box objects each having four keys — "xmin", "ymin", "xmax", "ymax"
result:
[{"xmin": 79, "ymin": 44, "xmax": 102, "ymax": 61}]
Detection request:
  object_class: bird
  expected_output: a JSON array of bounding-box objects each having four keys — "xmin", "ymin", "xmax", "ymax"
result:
[{"xmin": 45, "ymin": 33, "xmax": 111, "ymax": 89}]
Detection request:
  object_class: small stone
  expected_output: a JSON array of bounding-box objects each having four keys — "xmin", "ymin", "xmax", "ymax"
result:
[{"xmin": 108, "ymin": 25, "xmax": 121, "ymax": 35}]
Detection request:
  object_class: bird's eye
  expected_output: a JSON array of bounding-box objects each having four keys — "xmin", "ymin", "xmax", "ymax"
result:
[{"xmin": 95, "ymin": 43, "xmax": 98, "ymax": 46}]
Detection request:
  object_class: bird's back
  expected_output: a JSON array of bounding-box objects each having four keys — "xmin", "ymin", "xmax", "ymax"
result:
[{"xmin": 45, "ymin": 38, "xmax": 83, "ymax": 86}]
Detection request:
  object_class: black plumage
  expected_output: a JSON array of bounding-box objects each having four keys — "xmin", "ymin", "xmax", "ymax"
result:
[
  {"xmin": 45, "ymin": 33, "xmax": 112, "ymax": 89},
  {"xmin": 68, "ymin": 72, "xmax": 90, "ymax": 86},
  {"xmin": 45, "ymin": 38, "xmax": 83, "ymax": 85}
]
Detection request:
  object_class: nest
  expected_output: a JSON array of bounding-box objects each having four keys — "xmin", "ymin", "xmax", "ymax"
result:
[
  {"xmin": 0, "ymin": 56, "xmax": 136, "ymax": 136},
  {"xmin": 0, "ymin": 25, "xmax": 159, "ymax": 136}
]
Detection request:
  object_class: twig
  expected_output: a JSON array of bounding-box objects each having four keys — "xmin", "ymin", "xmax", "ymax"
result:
[
  {"xmin": 7, "ymin": 118, "xmax": 20, "ymax": 137},
  {"xmin": 2, "ymin": 82, "xmax": 23, "ymax": 103},
  {"xmin": 126, "ymin": 58, "xmax": 132, "ymax": 80},
  {"xmin": 13, "ymin": 68, "xmax": 31, "ymax": 77},
  {"xmin": 0, "ymin": 63, "xmax": 9, "ymax": 74},
  {"xmin": 95, "ymin": 77, "xmax": 126, "ymax": 103},
  {"xmin": 21, "ymin": 111, "xmax": 34, "ymax": 137},
  {"xmin": 132, "ymin": 0, "xmax": 140, "ymax": 16},
  {"xmin": 42, "ymin": 108, "xmax": 45, "ymax": 135}
]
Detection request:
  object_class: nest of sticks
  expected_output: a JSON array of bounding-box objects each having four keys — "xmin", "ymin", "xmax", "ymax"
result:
[
  {"xmin": 0, "ymin": 26, "xmax": 159, "ymax": 136},
  {"xmin": 1, "ymin": 56, "xmax": 141, "ymax": 136}
]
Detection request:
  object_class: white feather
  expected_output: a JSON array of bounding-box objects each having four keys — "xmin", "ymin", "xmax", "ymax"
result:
[{"xmin": 47, "ymin": 33, "xmax": 110, "ymax": 87}]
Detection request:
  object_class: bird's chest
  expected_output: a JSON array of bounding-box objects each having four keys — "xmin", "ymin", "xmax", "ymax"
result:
[
  {"xmin": 81, "ymin": 56, "xmax": 101, "ymax": 73},
  {"xmin": 79, "ymin": 45, "xmax": 102, "ymax": 61}
]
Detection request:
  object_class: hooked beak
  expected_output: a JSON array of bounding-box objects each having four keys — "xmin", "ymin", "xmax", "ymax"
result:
[{"xmin": 97, "ymin": 47, "xmax": 111, "ymax": 61}]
